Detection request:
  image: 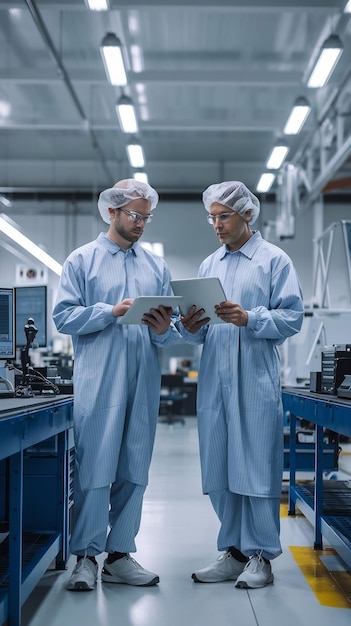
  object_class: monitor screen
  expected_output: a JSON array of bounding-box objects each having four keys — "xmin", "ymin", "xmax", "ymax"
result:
[
  {"xmin": 0, "ymin": 287, "xmax": 15, "ymax": 359},
  {"xmin": 15, "ymin": 285, "xmax": 47, "ymax": 348}
]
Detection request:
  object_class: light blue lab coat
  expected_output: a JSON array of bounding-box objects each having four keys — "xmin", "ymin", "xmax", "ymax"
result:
[
  {"xmin": 179, "ymin": 231, "xmax": 304, "ymax": 498},
  {"xmin": 53, "ymin": 233, "xmax": 181, "ymax": 490}
]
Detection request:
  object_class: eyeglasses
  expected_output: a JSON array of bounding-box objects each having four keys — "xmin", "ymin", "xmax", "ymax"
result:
[
  {"xmin": 118, "ymin": 207, "xmax": 152, "ymax": 224},
  {"xmin": 207, "ymin": 212, "xmax": 235, "ymax": 225}
]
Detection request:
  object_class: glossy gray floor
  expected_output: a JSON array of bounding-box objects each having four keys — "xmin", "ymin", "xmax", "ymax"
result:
[{"xmin": 22, "ymin": 418, "xmax": 351, "ymax": 626}]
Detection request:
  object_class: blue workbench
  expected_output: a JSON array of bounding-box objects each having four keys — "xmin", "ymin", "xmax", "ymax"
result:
[
  {"xmin": 282, "ymin": 388, "xmax": 351, "ymax": 570},
  {"xmin": 0, "ymin": 394, "xmax": 74, "ymax": 626}
]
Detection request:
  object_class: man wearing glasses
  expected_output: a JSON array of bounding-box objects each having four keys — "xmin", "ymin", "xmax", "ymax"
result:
[
  {"xmin": 178, "ymin": 181, "xmax": 304, "ymax": 589},
  {"xmin": 53, "ymin": 179, "xmax": 181, "ymax": 592}
]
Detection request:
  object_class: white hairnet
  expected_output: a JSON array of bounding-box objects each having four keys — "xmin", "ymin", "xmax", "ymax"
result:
[
  {"xmin": 98, "ymin": 178, "xmax": 159, "ymax": 224},
  {"xmin": 202, "ymin": 181, "xmax": 260, "ymax": 225}
]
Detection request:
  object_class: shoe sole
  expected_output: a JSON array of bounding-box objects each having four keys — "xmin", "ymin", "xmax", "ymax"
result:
[
  {"xmin": 235, "ymin": 575, "xmax": 274, "ymax": 589},
  {"xmin": 67, "ymin": 581, "xmax": 96, "ymax": 591},
  {"xmin": 192, "ymin": 574, "xmax": 207, "ymax": 583},
  {"xmin": 101, "ymin": 572, "xmax": 160, "ymax": 586},
  {"xmin": 192, "ymin": 573, "xmax": 239, "ymax": 583}
]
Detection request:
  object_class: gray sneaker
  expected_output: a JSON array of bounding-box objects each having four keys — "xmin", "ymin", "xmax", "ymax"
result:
[
  {"xmin": 192, "ymin": 552, "xmax": 246, "ymax": 583},
  {"xmin": 235, "ymin": 554, "xmax": 274, "ymax": 589},
  {"xmin": 67, "ymin": 557, "xmax": 98, "ymax": 591},
  {"xmin": 101, "ymin": 555, "xmax": 159, "ymax": 586}
]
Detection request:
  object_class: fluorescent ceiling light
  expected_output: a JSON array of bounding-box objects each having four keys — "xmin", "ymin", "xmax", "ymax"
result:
[
  {"xmin": 130, "ymin": 45, "xmax": 144, "ymax": 73},
  {"xmin": 0, "ymin": 214, "xmax": 62, "ymax": 275},
  {"xmin": 100, "ymin": 33, "xmax": 127, "ymax": 86},
  {"xmin": 133, "ymin": 171, "xmax": 148, "ymax": 184},
  {"xmin": 116, "ymin": 95, "xmax": 139, "ymax": 133},
  {"xmin": 128, "ymin": 12, "xmax": 140, "ymax": 35},
  {"xmin": 256, "ymin": 173, "xmax": 275, "ymax": 193},
  {"xmin": 127, "ymin": 142, "xmax": 145, "ymax": 168},
  {"xmin": 266, "ymin": 145, "xmax": 289, "ymax": 170},
  {"xmin": 283, "ymin": 97, "xmax": 311, "ymax": 135},
  {"xmin": 0, "ymin": 100, "xmax": 11, "ymax": 118},
  {"xmin": 0, "ymin": 195, "xmax": 12, "ymax": 208},
  {"xmin": 307, "ymin": 35, "xmax": 343, "ymax": 88},
  {"xmin": 344, "ymin": 0, "xmax": 351, "ymax": 12},
  {"xmin": 85, "ymin": 0, "xmax": 109, "ymax": 9}
]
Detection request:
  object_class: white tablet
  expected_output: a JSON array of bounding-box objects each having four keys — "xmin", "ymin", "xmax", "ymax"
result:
[
  {"xmin": 118, "ymin": 296, "xmax": 183, "ymax": 325},
  {"xmin": 170, "ymin": 277, "xmax": 227, "ymax": 324}
]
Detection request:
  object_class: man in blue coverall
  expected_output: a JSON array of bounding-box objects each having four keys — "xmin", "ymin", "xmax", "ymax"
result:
[
  {"xmin": 53, "ymin": 179, "xmax": 181, "ymax": 591},
  {"xmin": 178, "ymin": 181, "xmax": 304, "ymax": 589}
]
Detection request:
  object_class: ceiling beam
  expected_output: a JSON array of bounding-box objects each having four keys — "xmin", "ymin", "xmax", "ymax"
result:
[
  {"xmin": 0, "ymin": 189, "xmax": 279, "ymax": 205},
  {"xmin": 1, "ymin": 188, "xmax": 350, "ymax": 210},
  {"xmin": 0, "ymin": 159, "xmax": 265, "ymax": 171},
  {"xmin": 0, "ymin": 68, "xmax": 303, "ymax": 87},
  {"xmin": 0, "ymin": 0, "xmax": 344, "ymax": 10},
  {"xmin": 0, "ymin": 120, "xmax": 279, "ymax": 132}
]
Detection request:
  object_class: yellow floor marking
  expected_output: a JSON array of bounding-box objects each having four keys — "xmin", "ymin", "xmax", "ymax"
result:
[
  {"xmin": 290, "ymin": 546, "xmax": 351, "ymax": 608},
  {"xmin": 280, "ymin": 503, "xmax": 289, "ymax": 518},
  {"xmin": 280, "ymin": 503, "xmax": 303, "ymax": 518}
]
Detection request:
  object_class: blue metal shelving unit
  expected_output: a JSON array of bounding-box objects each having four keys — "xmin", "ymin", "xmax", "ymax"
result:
[
  {"xmin": 0, "ymin": 395, "xmax": 74, "ymax": 626},
  {"xmin": 282, "ymin": 388, "xmax": 351, "ymax": 570}
]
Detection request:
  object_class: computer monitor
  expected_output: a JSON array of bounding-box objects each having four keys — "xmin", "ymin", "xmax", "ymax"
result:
[
  {"xmin": 15, "ymin": 285, "xmax": 47, "ymax": 348},
  {"xmin": 0, "ymin": 287, "xmax": 15, "ymax": 359}
]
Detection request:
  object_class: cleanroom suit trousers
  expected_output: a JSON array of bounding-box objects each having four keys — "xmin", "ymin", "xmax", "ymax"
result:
[
  {"xmin": 209, "ymin": 489, "xmax": 282, "ymax": 561},
  {"xmin": 70, "ymin": 475, "xmax": 146, "ymax": 557}
]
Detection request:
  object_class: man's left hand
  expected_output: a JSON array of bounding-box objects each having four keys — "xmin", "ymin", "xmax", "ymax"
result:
[{"xmin": 141, "ymin": 305, "xmax": 173, "ymax": 334}]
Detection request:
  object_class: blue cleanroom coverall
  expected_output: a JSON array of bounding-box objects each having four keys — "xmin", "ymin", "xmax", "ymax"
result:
[
  {"xmin": 179, "ymin": 231, "xmax": 304, "ymax": 558},
  {"xmin": 53, "ymin": 232, "xmax": 181, "ymax": 554}
]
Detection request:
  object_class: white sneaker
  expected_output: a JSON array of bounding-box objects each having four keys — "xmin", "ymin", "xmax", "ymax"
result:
[
  {"xmin": 235, "ymin": 554, "xmax": 274, "ymax": 589},
  {"xmin": 101, "ymin": 555, "xmax": 159, "ymax": 586},
  {"xmin": 67, "ymin": 557, "xmax": 98, "ymax": 591},
  {"xmin": 192, "ymin": 552, "xmax": 246, "ymax": 583}
]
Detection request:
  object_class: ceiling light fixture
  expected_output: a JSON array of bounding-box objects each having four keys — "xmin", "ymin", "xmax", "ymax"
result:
[
  {"xmin": 307, "ymin": 34, "xmax": 343, "ymax": 88},
  {"xmin": 344, "ymin": 0, "xmax": 351, "ymax": 12},
  {"xmin": 283, "ymin": 97, "xmax": 311, "ymax": 135},
  {"xmin": 0, "ymin": 214, "xmax": 62, "ymax": 275},
  {"xmin": 126, "ymin": 140, "xmax": 145, "ymax": 168},
  {"xmin": 116, "ymin": 95, "xmax": 139, "ymax": 133},
  {"xmin": 133, "ymin": 171, "xmax": 149, "ymax": 184},
  {"xmin": 130, "ymin": 45, "xmax": 144, "ymax": 73},
  {"xmin": 0, "ymin": 195, "xmax": 12, "ymax": 208},
  {"xmin": 256, "ymin": 173, "xmax": 275, "ymax": 193},
  {"xmin": 85, "ymin": 0, "xmax": 109, "ymax": 9},
  {"xmin": 266, "ymin": 145, "xmax": 289, "ymax": 170},
  {"xmin": 100, "ymin": 33, "xmax": 127, "ymax": 86}
]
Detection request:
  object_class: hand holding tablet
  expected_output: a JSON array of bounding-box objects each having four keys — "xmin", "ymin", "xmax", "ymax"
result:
[
  {"xmin": 118, "ymin": 277, "xmax": 227, "ymax": 326},
  {"xmin": 170, "ymin": 277, "xmax": 227, "ymax": 324},
  {"xmin": 118, "ymin": 296, "xmax": 182, "ymax": 325}
]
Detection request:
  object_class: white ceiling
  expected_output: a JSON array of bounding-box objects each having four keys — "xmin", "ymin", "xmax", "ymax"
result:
[{"xmin": 0, "ymin": 0, "xmax": 351, "ymax": 214}]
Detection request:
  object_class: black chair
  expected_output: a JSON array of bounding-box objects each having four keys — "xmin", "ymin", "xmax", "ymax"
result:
[{"xmin": 159, "ymin": 386, "xmax": 187, "ymax": 425}]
